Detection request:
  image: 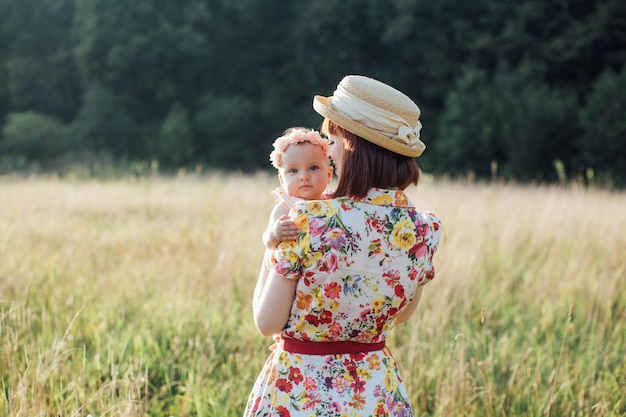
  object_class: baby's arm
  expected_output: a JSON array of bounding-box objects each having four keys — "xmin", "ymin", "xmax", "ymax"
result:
[{"xmin": 262, "ymin": 203, "xmax": 300, "ymax": 249}]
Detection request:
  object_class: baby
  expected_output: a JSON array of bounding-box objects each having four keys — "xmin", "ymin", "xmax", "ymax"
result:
[{"xmin": 263, "ymin": 127, "xmax": 333, "ymax": 249}]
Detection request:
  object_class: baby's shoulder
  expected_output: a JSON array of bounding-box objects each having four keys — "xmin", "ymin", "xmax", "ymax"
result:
[{"xmin": 271, "ymin": 187, "xmax": 306, "ymax": 208}]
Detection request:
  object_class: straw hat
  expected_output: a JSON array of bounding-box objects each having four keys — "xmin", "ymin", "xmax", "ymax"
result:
[{"xmin": 313, "ymin": 75, "xmax": 426, "ymax": 157}]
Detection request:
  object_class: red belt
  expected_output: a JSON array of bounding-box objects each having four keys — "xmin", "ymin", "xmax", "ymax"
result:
[{"xmin": 279, "ymin": 337, "xmax": 386, "ymax": 355}]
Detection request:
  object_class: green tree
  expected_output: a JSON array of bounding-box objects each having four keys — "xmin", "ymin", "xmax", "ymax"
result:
[
  {"xmin": 0, "ymin": 0, "xmax": 624, "ymax": 182},
  {"xmin": 65, "ymin": 84, "xmax": 140, "ymax": 158},
  {"xmin": 193, "ymin": 93, "xmax": 263, "ymax": 170},
  {"xmin": 158, "ymin": 103, "xmax": 195, "ymax": 169},
  {"xmin": 579, "ymin": 68, "xmax": 626, "ymax": 186},
  {"xmin": 72, "ymin": 0, "xmax": 212, "ymax": 121},
  {"xmin": 436, "ymin": 61, "xmax": 580, "ymax": 182},
  {"xmin": 434, "ymin": 68, "xmax": 503, "ymax": 178},
  {"xmin": 0, "ymin": 111, "xmax": 66, "ymax": 167},
  {"xmin": 1, "ymin": 0, "xmax": 79, "ymax": 120}
]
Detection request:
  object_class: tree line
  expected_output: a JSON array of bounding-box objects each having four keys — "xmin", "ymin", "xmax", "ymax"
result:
[{"xmin": 0, "ymin": 0, "xmax": 624, "ymax": 185}]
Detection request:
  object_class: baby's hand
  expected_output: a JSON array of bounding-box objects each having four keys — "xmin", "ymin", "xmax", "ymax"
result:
[{"xmin": 270, "ymin": 215, "xmax": 301, "ymax": 244}]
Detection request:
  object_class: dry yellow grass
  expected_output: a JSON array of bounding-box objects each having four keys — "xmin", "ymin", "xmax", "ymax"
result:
[{"xmin": 0, "ymin": 174, "xmax": 624, "ymax": 416}]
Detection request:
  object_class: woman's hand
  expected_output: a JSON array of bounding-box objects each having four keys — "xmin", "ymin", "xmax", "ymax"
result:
[{"xmin": 395, "ymin": 286, "xmax": 424, "ymax": 324}]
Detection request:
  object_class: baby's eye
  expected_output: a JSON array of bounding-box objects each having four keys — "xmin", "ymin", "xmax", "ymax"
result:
[
  {"xmin": 288, "ymin": 168, "xmax": 298, "ymax": 174},
  {"xmin": 310, "ymin": 165, "xmax": 320, "ymax": 171}
]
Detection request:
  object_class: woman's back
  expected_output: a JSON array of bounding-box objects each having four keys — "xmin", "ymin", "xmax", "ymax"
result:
[{"xmin": 273, "ymin": 188, "xmax": 441, "ymax": 344}]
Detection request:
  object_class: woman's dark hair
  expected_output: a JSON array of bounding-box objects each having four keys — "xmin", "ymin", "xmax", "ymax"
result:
[{"xmin": 322, "ymin": 119, "xmax": 421, "ymax": 198}]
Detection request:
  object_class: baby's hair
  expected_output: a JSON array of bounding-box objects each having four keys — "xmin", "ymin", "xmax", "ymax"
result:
[{"xmin": 269, "ymin": 127, "xmax": 328, "ymax": 169}]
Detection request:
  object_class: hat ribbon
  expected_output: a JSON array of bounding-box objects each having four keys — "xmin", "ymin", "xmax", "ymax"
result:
[{"xmin": 332, "ymin": 84, "xmax": 423, "ymax": 148}]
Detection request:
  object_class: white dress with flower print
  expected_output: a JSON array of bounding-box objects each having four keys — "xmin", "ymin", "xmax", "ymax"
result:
[{"xmin": 245, "ymin": 188, "xmax": 442, "ymax": 417}]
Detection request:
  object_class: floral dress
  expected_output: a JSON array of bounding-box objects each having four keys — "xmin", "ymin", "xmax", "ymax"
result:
[{"xmin": 245, "ymin": 188, "xmax": 442, "ymax": 417}]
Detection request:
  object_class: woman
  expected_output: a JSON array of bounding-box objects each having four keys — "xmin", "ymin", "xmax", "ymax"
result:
[{"xmin": 245, "ymin": 75, "xmax": 442, "ymax": 416}]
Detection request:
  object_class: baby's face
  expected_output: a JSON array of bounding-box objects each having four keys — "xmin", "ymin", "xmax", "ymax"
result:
[{"xmin": 279, "ymin": 142, "xmax": 332, "ymax": 200}]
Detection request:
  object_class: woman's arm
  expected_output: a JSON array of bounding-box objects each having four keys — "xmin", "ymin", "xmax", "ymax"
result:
[
  {"xmin": 394, "ymin": 286, "xmax": 424, "ymax": 324},
  {"xmin": 253, "ymin": 265, "xmax": 297, "ymax": 336}
]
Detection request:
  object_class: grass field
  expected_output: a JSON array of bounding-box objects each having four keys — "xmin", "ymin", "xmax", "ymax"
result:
[{"xmin": 1, "ymin": 173, "xmax": 624, "ymax": 416}]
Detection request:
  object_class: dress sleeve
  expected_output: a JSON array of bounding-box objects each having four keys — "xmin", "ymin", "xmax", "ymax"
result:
[
  {"xmin": 267, "ymin": 204, "xmax": 311, "ymax": 281},
  {"xmin": 421, "ymin": 211, "xmax": 442, "ymax": 285}
]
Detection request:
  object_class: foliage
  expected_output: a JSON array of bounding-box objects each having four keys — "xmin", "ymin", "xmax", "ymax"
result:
[
  {"xmin": 64, "ymin": 84, "xmax": 142, "ymax": 158},
  {"xmin": 0, "ymin": 0, "xmax": 79, "ymax": 120},
  {"xmin": 579, "ymin": 68, "xmax": 626, "ymax": 186},
  {"xmin": 0, "ymin": 111, "xmax": 66, "ymax": 170},
  {"xmin": 159, "ymin": 103, "xmax": 195, "ymax": 168},
  {"xmin": 436, "ymin": 62, "xmax": 580, "ymax": 182},
  {"xmin": 0, "ymin": 0, "xmax": 624, "ymax": 184},
  {"xmin": 193, "ymin": 93, "xmax": 264, "ymax": 170}
]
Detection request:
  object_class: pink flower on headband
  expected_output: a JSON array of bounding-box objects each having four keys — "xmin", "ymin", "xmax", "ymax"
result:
[{"xmin": 269, "ymin": 128, "xmax": 329, "ymax": 169}]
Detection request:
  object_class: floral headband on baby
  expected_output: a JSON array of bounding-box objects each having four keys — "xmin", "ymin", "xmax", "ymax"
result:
[{"xmin": 269, "ymin": 127, "xmax": 329, "ymax": 169}]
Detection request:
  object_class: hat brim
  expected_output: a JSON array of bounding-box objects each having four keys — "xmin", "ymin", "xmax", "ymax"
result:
[{"xmin": 313, "ymin": 95, "xmax": 425, "ymax": 157}]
